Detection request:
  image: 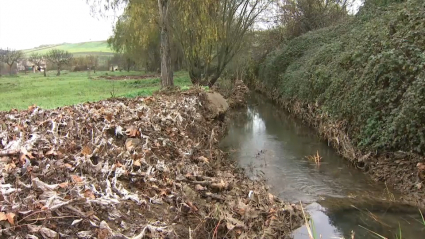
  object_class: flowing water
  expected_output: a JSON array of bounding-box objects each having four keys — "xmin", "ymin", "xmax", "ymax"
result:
[{"xmin": 220, "ymin": 93, "xmax": 424, "ymax": 239}]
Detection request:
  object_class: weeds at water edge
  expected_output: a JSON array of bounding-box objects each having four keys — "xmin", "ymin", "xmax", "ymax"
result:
[
  {"xmin": 359, "ymin": 208, "xmax": 425, "ymax": 239},
  {"xmin": 306, "ymin": 151, "xmax": 322, "ymax": 165},
  {"xmin": 300, "ymin": 202, "xmax": 424, "ymax": 239}
]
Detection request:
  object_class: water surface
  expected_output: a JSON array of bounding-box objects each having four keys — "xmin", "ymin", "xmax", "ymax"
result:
[{"xmin": 220, "ymin": 93, "xmax": 424, "ymax": 239}]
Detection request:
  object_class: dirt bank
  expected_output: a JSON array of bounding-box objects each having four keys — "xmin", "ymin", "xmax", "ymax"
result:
[
  {"xmin": 0, "ymin": 89, "xmax": 303, "ymax": 238},
  {"xmin": 249, "ymin": 82, "xmax": 425, "ymax": 208}
]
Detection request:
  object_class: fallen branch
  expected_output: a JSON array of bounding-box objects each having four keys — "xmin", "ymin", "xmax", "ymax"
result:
[{"xmin": 0, "ymin": 149, "xmax": 19, "ymax": 156}]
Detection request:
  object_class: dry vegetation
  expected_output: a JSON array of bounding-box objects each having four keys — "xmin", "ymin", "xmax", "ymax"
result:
[{"xmin": 0, "ymin": 89, "xmax": 303, "ymax": 238}]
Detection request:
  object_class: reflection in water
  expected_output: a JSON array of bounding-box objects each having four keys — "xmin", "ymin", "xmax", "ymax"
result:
[{"xmin": 220, "ymin": 93, "xmax": 424, "ymax": 239}]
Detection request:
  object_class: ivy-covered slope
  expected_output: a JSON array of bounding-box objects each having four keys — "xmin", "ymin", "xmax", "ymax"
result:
[{"xmin": 256, "ymin": 0, "xmax": 425, "ymax": 154}]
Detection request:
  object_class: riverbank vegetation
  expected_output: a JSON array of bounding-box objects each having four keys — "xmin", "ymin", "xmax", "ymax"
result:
[
  {"xmin": 243, "ymin": 0, "xmax": 425, "ymax": 206},
  {"xmin": 249, "ymin": 0, "xmax": 425, "ymax": 155}
]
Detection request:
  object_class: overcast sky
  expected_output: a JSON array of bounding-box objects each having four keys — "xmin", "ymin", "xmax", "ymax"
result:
[
  {"xmin": 0, "ymin": 0, "xmax": 363, "ymax": 50},
  {"xmin": 0, "ymin": 0, "xmax": 119, "ymax": 50}
]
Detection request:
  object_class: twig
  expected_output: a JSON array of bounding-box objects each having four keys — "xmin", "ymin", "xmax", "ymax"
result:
[
  {"xmin": 25, "ymin": 215, "xmax": 79, "ymax": 222},
  {"xmin": 17, "ymin": 210, "xmax": 46, "ymax": 224},
  {"xmin": 0, "ymin": 149, "xmax": 19, "ymax": 156},
  {"xmin": 213, "ymin": 219, "xmax": 222, "ymax": 239}
]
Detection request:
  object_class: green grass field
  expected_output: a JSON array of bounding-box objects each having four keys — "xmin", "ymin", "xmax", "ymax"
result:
[
  {"xmin": 0, "ymin": 71, "xmax": 191, "ymax": 111},
  {"xmin": 23, "ymin": 41, "xmax": 113, "ymax": 56}
]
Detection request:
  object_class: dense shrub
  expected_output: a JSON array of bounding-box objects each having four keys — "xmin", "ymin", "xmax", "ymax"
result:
[{"xmin": 256, "ymin": 0, "xmax": 425, "ymax": 154}]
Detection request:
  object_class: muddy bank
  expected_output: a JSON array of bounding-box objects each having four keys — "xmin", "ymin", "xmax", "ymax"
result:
[
  {"xmin": 248, "ymin": 82, "xmax": 425, "ymax": 208},
  {"xmin": 0, "ymin": 89, "xmax": 303, "ymax": 238}
]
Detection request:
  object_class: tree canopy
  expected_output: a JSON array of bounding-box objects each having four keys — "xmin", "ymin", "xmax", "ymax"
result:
[
  {"xmin": 45, "ymin": 49, "xmax": 73, "ymax": 76},
  {"xmin": 0, "ymin": 49, "xmax": 24, "ymax": 75}
]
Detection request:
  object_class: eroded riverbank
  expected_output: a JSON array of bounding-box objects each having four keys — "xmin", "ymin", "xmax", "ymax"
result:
[{"xmin": 221, "ymin": 93, "xmax": 424, "ymax": 238}]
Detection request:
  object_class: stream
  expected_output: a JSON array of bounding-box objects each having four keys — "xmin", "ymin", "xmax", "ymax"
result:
[{"xmin": 220, "ymin": 93, "xmax": 424, "ymax": 239}]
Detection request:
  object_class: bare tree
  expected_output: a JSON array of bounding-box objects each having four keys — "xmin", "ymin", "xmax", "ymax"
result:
[
  {"xmin": 28, "ymin": 53, "xmax": 46, "ymax": 74},
  {"xmin": 22, "ymin": 59, "xmax": 29, "ymax": 74},
  {"xmin": 29, "ymin": 53, "xmax": 47, "ymax": 76},
  {"xmin": 45, "ymin": 49, "xmax": 73, "ymax": 76},
  {"xmin": 0, "ymin": 49, "xmax": 24, "ymax": 75},
  {"xmin": 86, "ymin": 55, "xmax": 99, "ymax": 73}
]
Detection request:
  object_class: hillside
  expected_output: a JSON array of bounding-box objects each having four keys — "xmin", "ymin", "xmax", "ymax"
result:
[{"xmin": 22, "ymin": 41, "xmax": 114, "ymax": 56}]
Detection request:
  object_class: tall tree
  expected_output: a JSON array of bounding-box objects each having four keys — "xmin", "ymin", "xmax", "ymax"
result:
[
  {"xmin": 45, "ymin": 49, "xmax": 73, "ymax": 76},
  {"xmin": 277, "ymin": 0, "xmax": 353, "ymax": 37},
  {"xmin": 157, "ymin": 0, "xmax": 173, "ymax": 87},
  {"xmin": 1, "ymin": 49, "xmax": 24, "ymax": 75},
  {"xmin": 172, "ymin": 0, "xmax": 270, "ymax": 86},
  {"xmin": 87, "ymin": 0, "xmax": 174, "ymax": 88}
]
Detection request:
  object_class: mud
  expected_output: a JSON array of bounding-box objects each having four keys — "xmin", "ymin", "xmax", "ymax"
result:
[{"xmin": 248, "ymin": 82, "xmax": 425, "ymax": 208}]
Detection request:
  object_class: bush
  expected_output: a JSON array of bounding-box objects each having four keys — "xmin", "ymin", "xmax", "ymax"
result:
[{"xmin": 256, "ymin": 0, "xmax": 425, "ymax": 154}]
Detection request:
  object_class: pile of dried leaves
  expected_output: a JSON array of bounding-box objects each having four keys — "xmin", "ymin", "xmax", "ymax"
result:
[{"xmin": 0, "ymin": 90, "xmax": 303, "ymax": 238}]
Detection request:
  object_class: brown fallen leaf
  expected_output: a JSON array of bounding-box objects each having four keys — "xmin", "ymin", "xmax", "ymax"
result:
[
  {"xmin": 144, "ymin": 96, "xmax": 155, "ymax": 104},
  {"xmin": 84, "ymin": 189, "xmax": 96, "ymax": 199},
  {"xmin": 133, "ymin": 159, "xmax": 141, "ymax": 167},
  {"xmin": 195, "ymin": 184, "xmax": 206, "ymax": 191},
  {"xmin": 6, "ymin": 212, "xmax": 15, "ymax": 225},
  {"xmin": 125, "ymin": 126, "xmax": 140, "ymax": 137},
  {"xmin": 0, "ymin": 212, "xmax": 7, "ymax": 221},
  {"xmin": 211, "ymin": 180, "xmax": 228, "ymax": 192},
  {"xmin": 125, "ymin": 138, "xmax": 141, "ymax": 151},
  {"xmin": 81, "ymin": 146, "xmax": 92, "ymax": 156},
  {"xmin": 186, "ymin": 201, "xmax": 198, "ymax": 212},
  {"xmin": 64, "ymin": 163, "xmax": 73, "ymax": 169},
  {"xmin": 268, "ymin": 193, "xmax": 275, "ymax": 204},
  {"xmin": 104, "ymin": 113, "xmax": 113, "ymax": 122},
  {"xmin": 45, "ymin": 148, "xmax": 57, "ymax": 156},
  {"xmin": 71, "ymin": 175, "xmax": 83, "ymax": 183},
  {"xmin": 115, "ymin": 161, "xmax": 123, "ymax": 168},
  {"xmin": 58, "ymin": 182, "xmax": 69, "ymax": 188},
  {"xmin": 197, "ymin": 156, "xmax": 209, "ymax": 164},
  {"xmin": 4, "ymin": 163, "xmax": 16, "ymax": 172},
  {"xmin": 28, "ymin": 104, "xmax": 37, "ymax": 111}
]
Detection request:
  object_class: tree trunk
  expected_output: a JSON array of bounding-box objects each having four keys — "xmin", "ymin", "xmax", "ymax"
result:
[
  {"xmin": 8, "ymin": 64, "xmax": 12, "ymax": 75},
  {"xmin": 208, "ymin": 76, "xmax": 220, "ymax": 88},
  {"xmin": 44, "ymin": 68, "xmax": 46, "ymax": 77},
  {"xmin": 57, "ymin": 66, "xmax": 61, "ymax": 76},
  {"xmin": 93, "ymin": 67, "xmax": 96, "ymax": 73},
  {"xmin": 158, "ymin": 0, "xmax": 174, "ymax": 88}
]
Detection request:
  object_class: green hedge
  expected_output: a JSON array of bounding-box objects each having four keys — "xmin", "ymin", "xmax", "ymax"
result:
[{"xmin": 257, "ymin": 0, "xmax": 425, "ymax": 154}]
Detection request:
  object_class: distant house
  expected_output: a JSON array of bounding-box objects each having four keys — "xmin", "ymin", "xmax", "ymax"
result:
[{"xmin": 17, "ymin": 59, "xmax": 47, "ymax": 72}]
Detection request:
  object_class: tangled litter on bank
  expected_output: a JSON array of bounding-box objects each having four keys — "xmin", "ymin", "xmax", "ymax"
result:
[{"xmin": 0, "ymin": 89, "xmax": 303, "ymax": 238}]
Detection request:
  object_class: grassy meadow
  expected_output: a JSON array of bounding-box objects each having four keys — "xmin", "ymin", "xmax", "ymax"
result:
[
  {"xmin": 0, "ymin": 70, "xmax": 191, "ymax": 111},
  {"xmin": 22, "ymin": 41, "xmax": 113, "ymax": 56}
]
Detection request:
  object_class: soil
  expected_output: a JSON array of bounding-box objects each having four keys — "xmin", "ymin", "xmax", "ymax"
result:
[
  {"xmin": 249, "ymin": 82, "xmax": 425, "ymax": 209},
  {"xmin": 97, "ymin": 75, "xmax": 159, "ymax": 80},
  {"xmin": 0, "ymin": 88, "xmax": 303, "ymax": 238}
]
